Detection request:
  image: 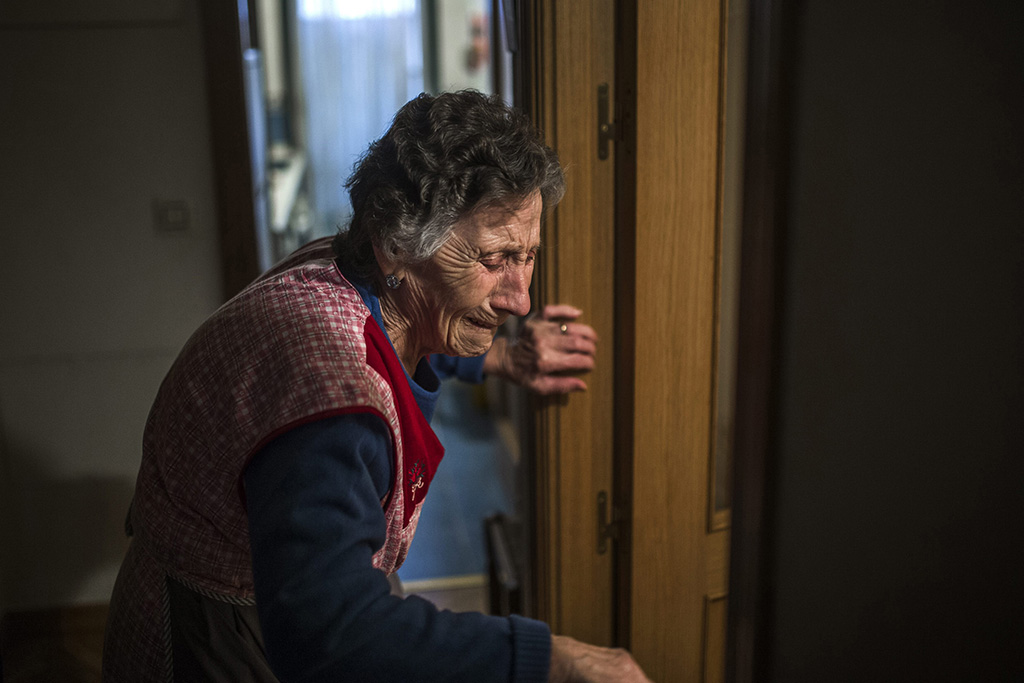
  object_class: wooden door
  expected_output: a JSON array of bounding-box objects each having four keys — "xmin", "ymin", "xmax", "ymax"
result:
[
  {"xmin": 622, "ymin": 0, "xmax": 739, "ymax": 680},
  {"xmin": 524, "ymin": 1, "xmax": 745, "ymax": 679}
]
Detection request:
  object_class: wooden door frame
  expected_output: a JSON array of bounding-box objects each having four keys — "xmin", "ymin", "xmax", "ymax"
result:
[
  {"xmin": 198, "ymin": 0, "xmax": 261, "ymax": 300},
  {"xmin": 519, "ymin": 0, "xmax": 619, "ymax": 646}
]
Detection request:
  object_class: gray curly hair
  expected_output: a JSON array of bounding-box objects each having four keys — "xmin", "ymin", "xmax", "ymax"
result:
[{"xmin": 332, "ymin": 90, "xmax": 565, "ymax": 280}]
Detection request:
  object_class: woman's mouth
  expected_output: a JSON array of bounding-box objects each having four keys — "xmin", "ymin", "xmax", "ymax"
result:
[{"xmin": 466, "ymin": 317, "xmax": 498, "ymax": 331}]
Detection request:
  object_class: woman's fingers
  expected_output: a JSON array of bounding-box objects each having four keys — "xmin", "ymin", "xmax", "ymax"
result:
[
  {"xmin": 550, "ymin": 635, "xmax": 652, "ymax": 683},
  {"xmin": 537, "ymin": 304, "xmax": 599, "ymax": 343}
]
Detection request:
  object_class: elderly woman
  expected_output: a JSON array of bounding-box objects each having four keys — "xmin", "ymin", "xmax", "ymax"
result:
[{"xmin": 103, "ymin": 90, "xmax": 647, "ymax": 682}]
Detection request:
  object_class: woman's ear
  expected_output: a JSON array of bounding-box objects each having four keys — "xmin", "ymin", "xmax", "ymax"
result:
[{"xmin": 372, "ymin": 244, "xmax": 406, "ymax": 282}]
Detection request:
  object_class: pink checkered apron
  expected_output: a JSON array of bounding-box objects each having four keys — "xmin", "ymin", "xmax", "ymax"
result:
[{"xmin": 103, "ymin": 239, "xmax": 444, "ymax": 681}]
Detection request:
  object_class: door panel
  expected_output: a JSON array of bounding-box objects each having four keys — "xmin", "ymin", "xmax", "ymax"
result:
[
  {"xmin": 522, "ymin": 0, "xmax": 618, "ymax": 646},
  {"xmin": 625, "ymin": 0, "xmax": 734, "ymax": 680}
]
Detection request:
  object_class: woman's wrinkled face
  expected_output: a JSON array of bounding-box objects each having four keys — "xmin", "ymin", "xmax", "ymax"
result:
[{"xmin": 400, "ymin": 191, "xmax": 543, "ymax": 359}]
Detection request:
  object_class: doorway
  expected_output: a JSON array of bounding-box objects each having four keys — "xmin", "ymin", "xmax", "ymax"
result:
[
  {"xmin": 202, "ymin": 0, "xmax": 752, "ymax": 676},
  {"xmin": 246, "ymin": 0, "xmax": 529, "ymax": 610}
]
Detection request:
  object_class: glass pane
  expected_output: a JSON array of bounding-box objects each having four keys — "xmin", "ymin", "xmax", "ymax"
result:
[
  {"xmin": 296, "ymin": 0, "xmax": 427, "ymax": 242},
  {"xmin": 281, "ymin": 0, "xmax": 517, "ymax": 595}
]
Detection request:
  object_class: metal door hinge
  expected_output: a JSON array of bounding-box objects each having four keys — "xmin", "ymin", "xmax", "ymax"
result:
[
  {"xmin": 597, "ymin": 490, "xmax": 623, "ymax": 554},
  {"xmin": 597, "ymin": 83, "xmax": 617, "ymax": 160}
]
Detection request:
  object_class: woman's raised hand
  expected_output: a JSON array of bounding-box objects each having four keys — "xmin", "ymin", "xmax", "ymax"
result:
[{"xmin": 486, "ymin": 304, "xmax": 598, "ymax": 395}]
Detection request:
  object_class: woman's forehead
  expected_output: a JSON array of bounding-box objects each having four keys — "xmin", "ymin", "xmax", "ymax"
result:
[{"xmin": 460, "ymin": 192, "xmax": 543, "ymax": 247}]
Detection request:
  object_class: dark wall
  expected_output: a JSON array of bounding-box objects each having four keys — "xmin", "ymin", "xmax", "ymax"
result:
[{"xmin": 768, "ymin": 1, "xmax": 1023, "ymax": 680}]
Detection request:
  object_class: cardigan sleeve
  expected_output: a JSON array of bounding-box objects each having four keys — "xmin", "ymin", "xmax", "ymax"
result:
[{"xmin": 243, "ymin": 413, "xmax": 551, "ymax": 682}]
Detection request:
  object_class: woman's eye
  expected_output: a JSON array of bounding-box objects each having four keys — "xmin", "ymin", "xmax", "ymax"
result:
[
  {"xmin": 482, "ymin": 251, "xmax": 537, "ymax": 269},
  {"xmin": 481, "ymin": 257, "xmax": 504, "ymax": 270}
]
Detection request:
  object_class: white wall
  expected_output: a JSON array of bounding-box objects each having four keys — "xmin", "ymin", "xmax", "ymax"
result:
[{"xmin": 0, "ymin": 0, "xmax": 222, "ymax": 612}]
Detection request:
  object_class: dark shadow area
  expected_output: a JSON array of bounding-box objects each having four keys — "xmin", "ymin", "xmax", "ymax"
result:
[{"xmin": 1, "ymin": 436, "xmax": 134, "ymax": 683}]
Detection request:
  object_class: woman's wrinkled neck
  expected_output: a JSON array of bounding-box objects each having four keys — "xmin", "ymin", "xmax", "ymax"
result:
[{"xmin": 378, "ymin": 290, "xmax": 423, "ymax": 376}]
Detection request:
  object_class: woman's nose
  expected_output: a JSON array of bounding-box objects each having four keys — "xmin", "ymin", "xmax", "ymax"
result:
[{"xmin": 495, "ymin": 265, "xmax": 533, "ymax": 318}]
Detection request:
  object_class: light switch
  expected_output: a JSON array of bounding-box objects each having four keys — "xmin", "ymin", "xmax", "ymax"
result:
[{"xmin": 153, "ymin": 199, "xmax": 190, "ymax": 232}]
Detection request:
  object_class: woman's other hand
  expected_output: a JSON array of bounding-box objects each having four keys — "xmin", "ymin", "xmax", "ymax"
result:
[
  {"xmin": 486, "ymin": 304, "xmax": 598, "ymax": 395},
  {"xmin": 549, "ymin": 635, "xmax": 652, "ymax": 683}
]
